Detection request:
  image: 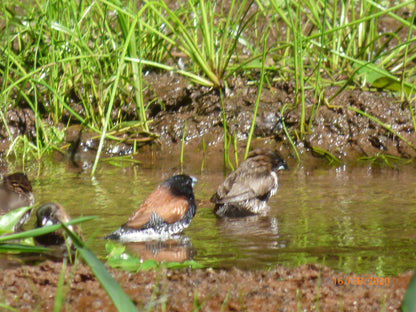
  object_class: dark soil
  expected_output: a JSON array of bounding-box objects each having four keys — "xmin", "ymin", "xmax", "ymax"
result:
[
  {"xmin": 2, "ymin": 74, "xmax": 416, "ymax": 163},
  {"xmin": 0, "ymin": 260, "xmax": 411, "ymax": 311}
]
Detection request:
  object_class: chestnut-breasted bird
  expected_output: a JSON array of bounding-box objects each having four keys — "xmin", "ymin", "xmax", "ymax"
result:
[
  {"xmin": 105, "ymin": 174, "xmax": 197, "ymax": 243},
  {"xmin": 211, "ymin": 149, "xmax": 288, "ymax": 217},
  {"xmin": 0, "ymin": 172, "xmax": 34, "ymax": 231}
]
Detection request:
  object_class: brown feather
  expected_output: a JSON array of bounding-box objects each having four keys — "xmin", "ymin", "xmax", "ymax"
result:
[
  {"xmin": 213, "ymin": 156, "xmax": 275, "ymax": 203},
  {"xmin": 126, "ymin": 186, "xmax": 189, "ymax": 228}
]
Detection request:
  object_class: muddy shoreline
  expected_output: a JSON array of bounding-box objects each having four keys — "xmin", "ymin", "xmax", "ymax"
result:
[
  {"xmin": 0, "ymin": 260, "xmax": 411, "ymax": 311},
  {"xmin": 2, "ymin": 75, "xmax": 416, "ymax": 164}
]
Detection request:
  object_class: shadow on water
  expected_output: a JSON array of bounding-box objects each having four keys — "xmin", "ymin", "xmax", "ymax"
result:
[{"xmin": 3, "ymin": 151, "xmax": 416, "ymax": 275}]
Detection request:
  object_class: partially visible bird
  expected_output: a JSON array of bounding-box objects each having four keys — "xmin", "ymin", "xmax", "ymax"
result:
[
  {"xmin": 105, "ymin": 174, "xmax": 198, "ymax": 243},
  {"xmin": 34, "ymin": 203, "xmax": 78, "ymax": 248},
  {"xmin": 0, "ymin": 172, "xmax": 34, "ymax": 231},
  {"xmin": 211, "ymin": 149, "xmax": 288, "ymax": 218}
]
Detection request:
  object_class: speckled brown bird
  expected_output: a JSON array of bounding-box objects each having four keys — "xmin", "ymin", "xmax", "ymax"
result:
[
  {"xmin": 34, "ymin": 202, "xmax": 77, "ymax": 247},
  {"xmin": 211, "ymin": 149, "xmax": 288, "ymax": 218},
  {"xmin": 0, "ymin": 172, "xmax": 34, "ymax": 231},
  {"xmin": 105, "ymin": 174, "xmax": 197, "ymax": 243}
]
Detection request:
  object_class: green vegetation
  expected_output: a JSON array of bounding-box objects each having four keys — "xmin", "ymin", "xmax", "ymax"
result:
[
  {"xmin": 0, "ymin": 214, "xmax": 114, "ymax": 308},
  {"xmin": 105, "ymin": 240, "xmax": 204, "ymax": 271},
  {"xmin": 60, "ymin": 221, "xmax": 139, "ymax": 312},
  {"xmin": 0, "ymin": 207, "xmax": 95, "ymax": 251},
  {"xmin": 0, "ymin": 210, "xmax": 138, "ymax": 311},
  {"xmin": 1, "ymin": 0, "xmax": 416, "ymax": 171},
  {"xmin": 403, "ymin": 271, "xmax": 416, "ymax": 312}
]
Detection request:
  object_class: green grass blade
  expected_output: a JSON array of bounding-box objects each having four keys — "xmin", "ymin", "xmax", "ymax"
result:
[
  {"xmin": 402, "ymin": 271, "xmax": 416, "ymax": 312},
  {"xmin": 0, "ymin": 243, "xmax": 50, "ymax": 253},
  {"xmin": 117, "ymin": 3, "xmax": 148, "ymax": 131},
  {"xmin": 219, "ymin": 89, "xmax": 232, "ymax": 171},
  {"xmin": 281, "ymin": 104, "xmax": 300, "ymax": 162},
  {"xmin": 245, "ymin": 34, "xmax": 267, "ymax": 159},
  {"xmin": 0, "ymin": 216, "xmax": 96, "ymax": 242},
  {"xmin": 0, "ymin": 303, "xmax": 19, "ymax": 312},
  {"xmin": 0, "ymin": 206, "xmax": 33, "ymax": 234},
  {"xmin": 60, "ymin": 222, "xmax": 138, "ymax": 312},
  {"xmin": 91, "ymin": 11, "xmax": 138, "ymax": 176},
  {"xmin": 125, "ymin": 57, "xmax": 213, "ymax": 86},
  {"xmin": 54, "ymin": 258, "xmax": 67, "ymax": 312},
  {"xmin": 180, "ymin": 119, "xmax": 187, "ymax": 172}
]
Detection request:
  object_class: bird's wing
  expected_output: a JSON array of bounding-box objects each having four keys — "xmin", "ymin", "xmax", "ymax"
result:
[
  {"xmin": 214, "ymin": 166, "xmax": 276, "ymax": 204},
  {"xmin": 126, "ymin": 187, "xmax": 189, "ymax": 228}
]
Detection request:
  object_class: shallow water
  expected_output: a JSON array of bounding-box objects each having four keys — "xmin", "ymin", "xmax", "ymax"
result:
[{"xmin": 9, "ymin": 154, "xmax": 416, "ymax": 275}]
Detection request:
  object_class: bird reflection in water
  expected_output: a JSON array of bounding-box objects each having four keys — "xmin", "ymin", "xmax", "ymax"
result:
[
  {"xmin": 124, "ymin": 236, "xmax": 196, "ymax": 262},
  {"xmin": 216, "ymin": 215, "xmax": 282, "ymax": 249}
]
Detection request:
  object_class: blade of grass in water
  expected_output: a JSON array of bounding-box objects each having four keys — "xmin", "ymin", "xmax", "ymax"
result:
[
  {"xmin": 180, "ymin": 120, "xmax": 187, "ymax": 173},
  {"xmin": 219, "ymin": 89, "xmax": 229, "ymax": 171},
  {"xmin": 200, "ymin": 138, "xmax": 206, "ymax": 172},
  {"xmin": 281, "ymin": 104, "xmax": 300, "ymax": 162},
  {"xmin": 245, "ymin": 34, "xmax": 268, "ymax": 159},
  {"xmin": 233, "ymin": 133, "xmax": 238, "ymax": 168}
]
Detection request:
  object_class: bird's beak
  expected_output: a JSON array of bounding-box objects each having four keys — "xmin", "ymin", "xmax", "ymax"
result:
[
  {"xmin": 190, "ymin": 176, "xmax": 198, "ymax": 187},
  {"xmin": 278, "ymin": 162, "xmax": 289, "ymax": 171}
]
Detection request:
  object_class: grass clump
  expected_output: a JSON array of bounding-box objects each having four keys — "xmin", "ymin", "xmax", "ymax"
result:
[
  {"xmin": 266, "ymin": 0, "xmax": 416, "ymax": 138},
  {"xmin": 136, "ymin": 0, "xmax": 257, "ymax": 88},
  {"xmin": 1, "ymin": 0, "xmax": 416, "ymax": 168}
]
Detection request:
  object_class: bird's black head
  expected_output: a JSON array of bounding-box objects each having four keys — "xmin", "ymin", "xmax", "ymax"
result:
[
  {"xmin": 161, "ymin": 174, "xmax": 197, "ymax": 198},
  {"xmin": 247, "ymin": 149, "xmax": 288, "ymax": 172},
  {"xmin": 36, "ymin": 203, "xmax": 67, "ymax": 227},
  {"xmin": 35, "ymin": 203, "xmax": 73, "ymax": 247},
  {"xmin": 269, "ymin": 151, "xmax": 288, "ymax": 172}
]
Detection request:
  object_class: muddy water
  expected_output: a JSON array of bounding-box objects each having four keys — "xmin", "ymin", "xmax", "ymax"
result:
[{"xmin": 13, "ymin": 154, "xmax": 416, "ymax": 275}]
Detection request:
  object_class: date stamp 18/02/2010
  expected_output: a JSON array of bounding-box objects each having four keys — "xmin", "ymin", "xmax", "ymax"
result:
[{"xmin": 333, "ymin": 276, "xmax": 390, "ymax": 286}]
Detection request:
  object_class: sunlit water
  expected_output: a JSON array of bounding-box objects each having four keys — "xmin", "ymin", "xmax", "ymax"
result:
[{"xmin": 7, "ymin": 156, "xmax": 416, "ymax": 275}]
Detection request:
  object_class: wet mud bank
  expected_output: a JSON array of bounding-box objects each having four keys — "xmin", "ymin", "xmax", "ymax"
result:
[
  {"xmin": 0, "ymin": 261, "xmax": 410, "ymax": 311},
  {"xmin": 2, "ymin": 74, "xmax": 416, "ymax": 162},
  {"xmin": 146, "ymin": 75, "xmax": 416, "ymax": 161}
]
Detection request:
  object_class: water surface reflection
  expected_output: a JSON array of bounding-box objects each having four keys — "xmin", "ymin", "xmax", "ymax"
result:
[
  {"xmin": 7, "ymin": 158, "xmax": 416, "ymax": 275},
  {"xmin": 125, "ymin": 237, "xmax": 195, "ymax": 262}
]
